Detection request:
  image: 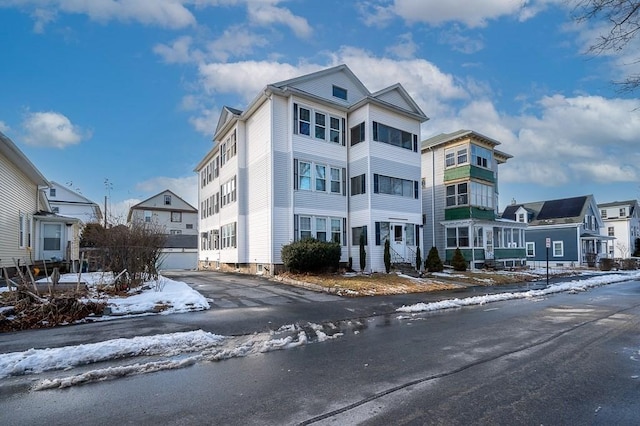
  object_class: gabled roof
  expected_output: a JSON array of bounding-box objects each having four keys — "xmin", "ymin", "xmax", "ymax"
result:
[
  {"xmin": 127, "ymin": 189, "xmax": 197, "ymax": 222},
  {"xmin": 213, "ymin": 106, "xmax": 243, "ymax": 142},
  {"xmin": 421, "ymin": 129, "xmax": 503, "ymax": 151},
  {"xmin": 271, "ymin": 64, "xmax": 371, "ymax": 99},
  {"xmin": 502, "ymin": 195, "xmax": 596, "ymax": 226},
  {"xmin": 49, "ymin": 181, "xmax": 100, "ymax": 205},
  {"xmin": 0, "ymin": 131, "xmax": 49, "ymax": 187}
]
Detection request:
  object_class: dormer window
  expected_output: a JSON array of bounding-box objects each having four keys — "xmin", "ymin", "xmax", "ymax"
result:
[
  {"xmin": 49, "ymin": 188, "xmax": 56, "ymax": 197},
  {"xmin": 332, "ymin": 85, "xmax": 347, "ymax": 100},
  {"xmin": 518, "ymin": 213, "xmax": 525, "ymax": 223}
]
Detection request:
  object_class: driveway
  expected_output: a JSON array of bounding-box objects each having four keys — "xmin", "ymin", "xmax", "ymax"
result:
[{"xmin": 162, "ymin": 270, "xmax": 340, "ymax": 309}]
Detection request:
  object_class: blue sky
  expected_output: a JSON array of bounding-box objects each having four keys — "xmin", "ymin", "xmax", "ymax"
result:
[{"xmin": 1, "ymin": 0, "xmax": 639, "ymax": 221}]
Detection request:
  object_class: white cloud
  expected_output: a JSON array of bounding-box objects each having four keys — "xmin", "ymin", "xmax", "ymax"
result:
[
  {"xmin": 135, "ymin": 175, "xmax": 199, "ymax": 207},
  {"xmin": 189, "ymin": 107, "xmax": 220, "ymax": 136},
  {"xmin": 0, "ymin": 121, "xmax": 9, "ymax": 133},
  {"xmin": 393, "ymin": 0, "xmax": 548, "ymax": 28},
  {"xmin": 438, "ymin": 26, "xmax": 485, "ymax": 54},
  {"xmin": 207, "ymin": 26, "xmax": 269, "ymax": 61},
  {"xmin": 22, "ymin": 111, "xmax": 90, "ymax": 148},
  {"xmin": 153, "ymin": 36, "xmax": 200, "ymax": 64},
  {"xmin": 4, "ymin": 0, "xmax": 197, "ymax": 30},
  {"xmin": 385, "ymin": 32, "xmax": 419, "ymax": 59},
  {"xmin": 246, "ymin": 2, "xmax": 312, "ymax": 38}
]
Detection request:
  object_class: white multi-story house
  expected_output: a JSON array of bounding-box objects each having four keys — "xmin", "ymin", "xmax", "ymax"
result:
[
  {"xmin": 47, "ymin": 181, "xmax": 102, "ymax": 225},
  {"xmin": 421, "ymin": 130, "xmax": 527, "ymax": 269},
  {"xmin": 598, "ymin": 200, "xmax": 640, "ymax": 258},
  {"xmin": 127, "ymin": 189, "xmax": 198, "ymax": 235},
  {"xmin": 195, "ymin": 64, "xmax": 428, "ymax": 274},
  {"xmin": 127, "ymin": 189, "xmax": 199, "ymax": 270}
]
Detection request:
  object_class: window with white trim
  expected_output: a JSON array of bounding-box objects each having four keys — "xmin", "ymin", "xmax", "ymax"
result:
[
  {"xmin": 600, "ymin": 209, "xmax": 607, "ymax": 219},
  {"xmin": 620, "ymin": 207, "xmax": 626, "ymax": 217},
  {"xmin": 446, "ymin": 182, "xmax": 468, "ymax": 207},
  {"xmin": 526, "ymin": 242, "xmax": 535, "ymax": 257},
  {"xmin": 144, "ymin": 210, "xmax": 152, "ymax": 223},
  {"xmin": 295, "ymin": 215, "xmax": 345, "ymax": 244},
  {"xmin": 608, "ymin": 226, "xmax": 615, "ymax": 236},
  {"xmin": 221, "ymin": 222, "xmax": 236, "ymax": 248},
  {"xmin": 171, "ymin": 211, "xmax": 182, "ymax": 222},
  {"xmin": 170, "ymin": 230, "xmax": 182, "ymax": 235},
  {"xmin": 221, "ymin": 176, "xmax": 237, "ymax": 207},
  {"xmin": 332, "ymin": 85, "xmax": 347, "ymax": 100},
  {"xmin": 294, "ymin": 160, "xmax": 344, "ymax": 195},
  {"xmin": 446, "ymin": 226, "xmax": 469, "ymax": 247},
  {"xmin": 553, "ymin": 241, "xmax": 564, "ymax": 257},
  {"xmin": 470, "ymin": 181, "xmax": 494, "ymax": 209},
  {"xmin": 294, "ymin": 104, "xmax": 343, "ymax": 144},
  {"xmin": 164, "ymin": 195, "xmax": 172, "ymax": 205},
  {"xmin": 445, "ymin": 146, "xmax": 468, "ymax": 168}
]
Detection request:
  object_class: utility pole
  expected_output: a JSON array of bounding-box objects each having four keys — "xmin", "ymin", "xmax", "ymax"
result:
[{"xmin": 104, "ymin": 178, "xmax": 113, "ymax": 228}]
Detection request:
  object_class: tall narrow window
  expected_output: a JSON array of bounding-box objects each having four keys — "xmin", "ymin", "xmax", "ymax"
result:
[
  {"xmin": 164, "ymin": 195, "xmax": 172, "ymax": 205},
  {"xmin": 300, "ymin": 216, "xmax": 312, "ymax": 239},
  {"xmin": 299, "ymin": 161, "xmax": 311, "ymax": 190},
  {"xmin": 299, "ymin": 107, "xmax": 311, "ymax": 136},
  {"xmin": 331, "ymin": 218, "xmax": 341, "ymax": 243},
  {"xmin": 315, "ymin": 112, "xmax": 326, "ymax": 140},
  {"xmin": 315, "ymin": 165, "xmax": 326, "ymax": 191},
  {"xmin": 330, "ymin": 167, "xmax": 341, "ymax": 194},
  {"xmin": 329, "ymin": 117, "xmax": 341, "ymax": 143},
  {"xmin": 316, "ymin": 218, "xmax": 327, "ymax": 241},
  {"xmin": 18, "ymin": 212, "xmax": 25, "ymax": 248}
]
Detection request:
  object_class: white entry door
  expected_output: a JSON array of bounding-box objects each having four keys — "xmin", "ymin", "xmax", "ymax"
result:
[
  {"xmin": 42, "ymin": 223, "xmax": 63, "ymax": 260},
  {"xmin": 392, "ymin": 224, "xmax": 405, "ymax": 260},
  {"xmin": 485, "ymin": 229, "xmax": 494, "ymax": 260}
]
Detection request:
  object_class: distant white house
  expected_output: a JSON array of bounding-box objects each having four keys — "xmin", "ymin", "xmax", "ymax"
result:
[
  {"xmin": 46, "ymin": 181, "xmax": 102, "ymax": 225},
  {"xmin": 0, "ymin": 131, "xmax": 81, "ymax": 271},
  {"xmin": 127, "ymin": 189, "xmax": 198, "ymax": 270},
  {"xmin": 194, "ymin": 64, "xmax": 428, "ymax": 274},
  {"xmin": 598, "ymin": 200, "xmax": 640, "ymax": 258}
]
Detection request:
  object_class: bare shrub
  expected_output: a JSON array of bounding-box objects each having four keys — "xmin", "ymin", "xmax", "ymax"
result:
[{"xmin": 99, "ymin": 220, "xmax": 166, "ymax": 290}]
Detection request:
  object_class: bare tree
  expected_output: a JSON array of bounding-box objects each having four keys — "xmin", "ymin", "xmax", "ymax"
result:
[
  {"xmin": 616, "ymin": 240, "xmax": 630, "ymax": 258},
  {"xmin": 572, "ymin": 0, "xmax": 640, "ymax": 92}
]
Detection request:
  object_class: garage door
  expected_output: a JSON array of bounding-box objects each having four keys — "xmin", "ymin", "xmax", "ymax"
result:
[{"xmin": 158, "ymin": 251, "xmax": 198, "ymax": 271}]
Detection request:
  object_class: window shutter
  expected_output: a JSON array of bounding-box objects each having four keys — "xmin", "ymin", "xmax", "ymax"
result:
[
  {"xmin": 361, "ymin": 174, "xmax": 366, "ymax": 194},
  {"xmin": 414, "ymin": 181, "xmax": 419, "ymax": 199},
  {"xmin": 342, "ymin": 168, "xmax": 346, "ymax": 196},
  {"xmin": 293, "ymin": 103, "xmax": 298, "ymax": 134},
  {"xmin": 360, "ymin": 122, "xmax": 365, "ymax": 141},
  {"xmin": 342, "ymin": 218, "xmax": 347, "ymax": 246},
  {"xmin": 341, "ymin": 118, "xmax": 346, "ymax": 146},
  {"xmin": 415, "ymin": 224, "xmax": 420, "ymax": 247},
  {"xmin": 294, "ymin": 214, "xmax": 299, "ymax": 242},
  {"xmin": 413, "ymin": 134, "xmax": 418, "ymax": 152},
  {"xmin": 363, "ymin": 225, "xmax": 367, "ymax": 245},
  {"xmin": 293, "ymin": 159, "xmax": 298, "ymax": 190},
  {"xmin": 373, "ymin": 122, "xmax": 378, "ymax": 141},
  {"xmin": 375, "ymin": 222, "xmax": 381, "ymax": 246},
  {"xmin": 373, "ymin": 174, "xmax": 379, "ymax": 194}
]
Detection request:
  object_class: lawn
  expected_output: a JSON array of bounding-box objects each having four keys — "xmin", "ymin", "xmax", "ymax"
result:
[{"xmin": 276, "ymin": 268, "xmax": 577, "ymax": 297}]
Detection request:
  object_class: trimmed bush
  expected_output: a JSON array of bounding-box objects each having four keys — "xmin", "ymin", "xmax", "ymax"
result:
[
  {"xmin": 415, "ymin": 246, "xmax": 422, "ymax": 271},
  {"xmin": 451, "ymin": 248, "xmax": 467, "ymax": 271},
  {"xmin": 599, "ymin": 257, "xmax": 614, "ymax": 271},
  {"xmin": 425, "ymin": 247, "xmax": 443, "ymax": 272},
  {"xmin": 384, "ymin": 239, "xmax": 391, "ymax": 273},
  {"xmin": 281, "ymin": 238, "xmax": 341, "ymax": 273},
  {"xmin": 621, "ymin": 258, "xmax": 638, "ymax": 270}
]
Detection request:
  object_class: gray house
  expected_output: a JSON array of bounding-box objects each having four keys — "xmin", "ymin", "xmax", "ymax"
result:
[{"xmin": 502, "ymin": 195, "xmax": 612, "ymax": 267}]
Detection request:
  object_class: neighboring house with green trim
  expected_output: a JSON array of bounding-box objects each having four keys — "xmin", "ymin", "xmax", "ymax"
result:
[{"xmin": 421, "ymin": 130, "xmax": 527, "ymax": 269}]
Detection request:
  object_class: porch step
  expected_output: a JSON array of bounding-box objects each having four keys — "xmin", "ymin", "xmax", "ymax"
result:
[{"xmin": 392, "ymin": 262, "xmax": 421, "ymax": 278}]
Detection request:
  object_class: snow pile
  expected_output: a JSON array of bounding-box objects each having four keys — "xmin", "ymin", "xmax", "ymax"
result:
[
  {"xmin": 0, "ymin": 330, "xmax": 225, "ymax": 379},
  {"xmin": 398, "ymin": 271, "xmax": 640, "ymax": 313},
  {"xmin": 99, "ymin": 276, "xmax": 210, "ymax": 316}
]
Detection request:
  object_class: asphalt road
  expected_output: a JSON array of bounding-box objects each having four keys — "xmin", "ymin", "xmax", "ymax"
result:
[{"xmin": 1, "ymin": 273, "xmax": 639, "ymax": 425}]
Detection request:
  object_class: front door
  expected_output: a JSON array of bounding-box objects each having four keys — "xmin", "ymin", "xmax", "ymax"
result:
[
  {"xmin": 42, "ymin": 223, "xmax": 63, "ymax": 260},
  {"xmin": 392, "ymin": 224, "xmax": 405, "ymax": 260},
  {"xmin": 485, "ymin": 229, "xmax": 494, "ymax": 260}
]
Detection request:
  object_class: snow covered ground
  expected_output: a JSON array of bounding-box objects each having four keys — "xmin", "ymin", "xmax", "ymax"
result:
[{"xmin": 1, "ymin": 270, "xmax": 639, "ymax": 390}]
